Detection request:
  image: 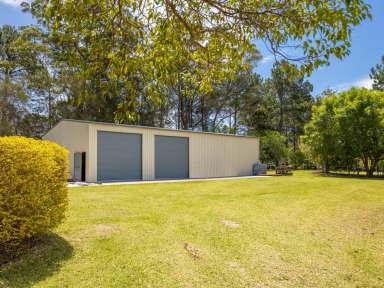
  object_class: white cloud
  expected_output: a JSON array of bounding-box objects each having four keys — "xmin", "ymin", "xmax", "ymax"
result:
[
  {"xmin": 353, "ymin": 77, "xmax": 374, "ymax": 89},
  {"xmin": 0, "ymin": 0, "xmax": 23, "ymax": 7},
  {"xmin": 332, "ymin": 76, "xmax": 373, "ymax": 92},
  {"xmin": 260, "ymin": 55, "xmax": 274, "ymax": 65}
]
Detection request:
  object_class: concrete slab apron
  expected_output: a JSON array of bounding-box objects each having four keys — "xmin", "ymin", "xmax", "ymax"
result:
[{"xmin": 68, "ymin": 175, "xmax": 269, "ymax": 187}]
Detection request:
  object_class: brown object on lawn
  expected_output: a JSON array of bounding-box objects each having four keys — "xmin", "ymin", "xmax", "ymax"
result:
[
  {"xmin": 275, "ymin": 164, "xmax": 293, "ymax": 176},
  {"xmin": 221, "ymin": 220, "xmax": 240, "ymax": 228},
  {"xmin": 184, "ymin": 242, "xmax": 201, "ymax": 259}
]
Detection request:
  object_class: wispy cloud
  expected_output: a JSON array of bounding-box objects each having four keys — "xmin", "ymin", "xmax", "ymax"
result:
[
  {"xmin": 0, "ymin": 0, "xmax": 23, "ymax": 7},
  {"xmin": 332, "ymin": 76, "xmax": 373, "ymax": 92},
  {"xmin": 260, "ymin": 55, "xmax": 274, "ymax": 65}
]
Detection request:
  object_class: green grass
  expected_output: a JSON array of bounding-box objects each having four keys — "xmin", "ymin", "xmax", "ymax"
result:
[{"xmin": 1, "ymin": 171, "xmax": 384, "ymax": 287}]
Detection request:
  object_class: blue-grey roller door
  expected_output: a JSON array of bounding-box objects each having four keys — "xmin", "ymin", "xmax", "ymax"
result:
[
  {"xmin": 97, "ymin": 131, "xmax": 142, "ymax": 181},
  {"xmin": 155, "ymin": 135, "xmax": 189, "ymax": 179}
]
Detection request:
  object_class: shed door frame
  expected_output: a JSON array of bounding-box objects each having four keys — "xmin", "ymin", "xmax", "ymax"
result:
[
  {"xmin": 154, "ymin": 135, "xmax": 190, "ymax": 179},
  {"xmin": 74, "ymin": 152, "xmax": 86, "ymax": 182},
  {"xmin": 97, "ymin": 130, "xmax": 143, "ymax": 181}
]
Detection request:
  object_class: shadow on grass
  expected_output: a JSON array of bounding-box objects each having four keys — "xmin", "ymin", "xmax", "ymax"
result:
[
  {"xmin": 0, "ymin": 233, "xmax": 73, "ymax": 288},
  {"xmin": 315, "ymin": 171, "xmax": 384, "ymax": 180}
]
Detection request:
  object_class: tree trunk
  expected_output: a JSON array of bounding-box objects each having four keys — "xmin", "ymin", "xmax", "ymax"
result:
[
  {"xmin": 366, "ymin": 158, "xmax": 378, "ymax": 177},
  {"xmin": 362, "ymin": 156, "xmax": 370, "ymax": 176},
  {"xmin": 48, "ymin": 87, "xmax": 53, "ymax": 129},
  {"xmin": 159, "ymin": 105, "xmax": 165, "ymax": 127},
  {"xmin": 233, "ymin": 107, "xmax": 238, "ymax": 134},
  {"xmin": 278, "ymin": 93, "xmax": 284, "ymax": 134},
  {"xmin": 323, "ymin": 158, "xmax": 329, "ymax": 173},
  {"xmin": 180, "ymin": 95, "xmax": 187, "ymax": 129},
  {"xmin": 200, "ymin": 95, "xmax": 208, "ymax": 131}
]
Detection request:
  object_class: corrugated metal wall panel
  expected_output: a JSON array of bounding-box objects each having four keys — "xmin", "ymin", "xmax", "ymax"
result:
[
  {"xmin": 43, "ymin": 121, "xmax": 89, "ymax": 180},
  {"xmin": 52, "ymin": 121, "xmax": 259, "ymax": 182}
]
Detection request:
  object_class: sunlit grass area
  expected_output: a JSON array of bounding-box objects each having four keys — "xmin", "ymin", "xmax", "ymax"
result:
[{"xmin": 1, "ymin": 171, "xmax": 384, "ymax": 287}]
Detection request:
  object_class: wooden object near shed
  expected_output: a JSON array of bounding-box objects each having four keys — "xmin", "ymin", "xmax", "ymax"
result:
[{"xmin": 275, "ymin": 164, "xmax": 293, "ymax": 176}]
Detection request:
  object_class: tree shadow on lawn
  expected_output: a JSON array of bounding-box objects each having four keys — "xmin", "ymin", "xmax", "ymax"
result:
[
  {"xmin": 317, "ymin": 171, "xmax": 384, "ymax": 180},
  {"xmin": 0, "ymin": 233, "xmax": 73, "ymax": 288}
]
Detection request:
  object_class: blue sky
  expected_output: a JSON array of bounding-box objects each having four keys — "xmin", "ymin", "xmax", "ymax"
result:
[{"xmin": 1, "ymin": 0, "xmax": 383, "ymax": 95}]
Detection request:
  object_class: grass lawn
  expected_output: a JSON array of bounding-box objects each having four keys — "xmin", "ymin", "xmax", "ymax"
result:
[{"xmin": 1, "ymin": 171, "xmax": 384, "ymax": 288}]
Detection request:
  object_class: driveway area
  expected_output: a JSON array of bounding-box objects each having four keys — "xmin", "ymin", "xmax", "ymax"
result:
[{"xmin": 68, "ymin": 175, "xmax": 269, "ymax": 187}]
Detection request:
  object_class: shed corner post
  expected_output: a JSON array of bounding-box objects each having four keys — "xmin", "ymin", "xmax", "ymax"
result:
[{"xmin": 87, "ymin": 124, "xmax": 98, "ymax": 182}]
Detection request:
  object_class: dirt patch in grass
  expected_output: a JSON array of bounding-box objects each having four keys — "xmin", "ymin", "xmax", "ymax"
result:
[
  {"xmin": 227, "ymin": 261, "xmax": 246, "ymax": 275},
  {"xmin": 73, "ymin": 224, "xmax": 120, "ymax": 242},
  {"xmin": 314, "ymin": 207, "xmax": 384, "ymax": 242},
  {"xmin": 221, "ymin": 220, "xmax": 240, "ymax": 228},
  {"xmin": 93, "ymin": 224, "xmax": 120, "ymax": 234}
]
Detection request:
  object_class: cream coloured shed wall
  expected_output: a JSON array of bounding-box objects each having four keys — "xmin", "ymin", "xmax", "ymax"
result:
[
  {"xmin": 43, "ymin": 121, "xmax": 90, "ymax": 180},
  {"xmin": 87, "ymin": 122, "xmax": 259, "ymax": 182}
]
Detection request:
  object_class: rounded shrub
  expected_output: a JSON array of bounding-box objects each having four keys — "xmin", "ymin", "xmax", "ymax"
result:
[{"xmin": 0, "ymin": 136, "xmax": 68, "ymax": 247}]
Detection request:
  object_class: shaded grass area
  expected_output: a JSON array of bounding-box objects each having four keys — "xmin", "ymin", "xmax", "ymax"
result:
[
  {"xmin": 0, "ymin": 234, "xmax": 73, "ymax": 288},
  {"xmin": 1, "ymin": 171, "xmax": 384, "ymax": 287},
  {"xmin": 324, "ymin": 171, "xmax": 384, "ymax": 179}
]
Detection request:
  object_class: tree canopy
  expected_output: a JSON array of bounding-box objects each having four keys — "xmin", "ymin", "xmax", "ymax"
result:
[
  {"xmin": 303, "ymin": 88, "xmax": 384, "ymax": 175},
  {"xmin": 25, "ymin": 0, "xmax": 371, "ymax": 120},
  {"xmin": 241, "ymin": 61, "xmax": 313, "ymax": 148},
  {"xmin": 260, "ymin": 131, "xmax": 288, "ymax": 166},
  {"xmin": 370, "ymin": 55, "xmax": 384, "ymax": 91},
  {"xmin": 0, "ymin": 25, "xmax": 48, "ymax": 136}
]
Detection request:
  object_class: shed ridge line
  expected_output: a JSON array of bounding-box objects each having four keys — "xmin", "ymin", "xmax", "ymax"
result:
[{"xmin": 51, "ymin": 119, "xmax": 259, "ymax": 139}]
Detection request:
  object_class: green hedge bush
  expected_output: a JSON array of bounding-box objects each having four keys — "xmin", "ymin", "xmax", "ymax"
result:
[{"xmin": 0, "ymin": 136, "xmax": 68, "ymax": 248}]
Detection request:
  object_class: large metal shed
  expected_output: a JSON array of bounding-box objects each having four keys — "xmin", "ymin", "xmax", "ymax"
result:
[{"xmin": 43, "ymin": 119, "xmax": 260, "ymax": 182}]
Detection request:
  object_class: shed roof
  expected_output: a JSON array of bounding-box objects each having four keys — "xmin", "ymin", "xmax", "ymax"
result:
[{"xmin": 52, "ymin": 119, "xmax": 258, "ymax": 139}]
